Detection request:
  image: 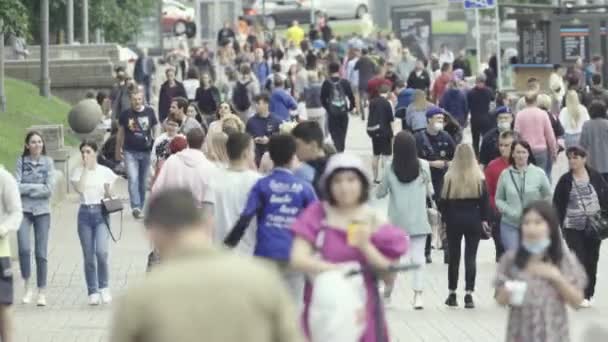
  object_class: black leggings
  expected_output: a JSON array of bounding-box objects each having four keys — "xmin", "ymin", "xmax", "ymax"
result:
[
  {"xmin": 563, "ymin": 229, "xmax": 601, "ymax": 299},
  {"xmin": 446, "ymin": 224, "xmax": 481, "ymax": 291}
]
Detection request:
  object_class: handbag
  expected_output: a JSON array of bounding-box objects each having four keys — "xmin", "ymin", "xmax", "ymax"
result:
[
  {"xmin": 101, "ymin": 197, "xmax": 124, "ymax": 242},
  {"xmin": 572, "ymin": 182, "xmax": 608, "ymax": 240}
]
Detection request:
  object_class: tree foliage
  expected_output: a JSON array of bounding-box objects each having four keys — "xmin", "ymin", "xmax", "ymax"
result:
[
  {"xmin": 20, "ymin": 0, "xmax": 159, "ymax": 44},
  {"xmin": 1, "ymin": 0, "xmax": 29, "ymax": 36}
]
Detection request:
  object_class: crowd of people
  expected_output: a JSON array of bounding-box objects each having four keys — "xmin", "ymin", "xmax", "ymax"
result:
[{"xmin": 1, "ymin": 19, "xmax": 608, "ymax": 342}]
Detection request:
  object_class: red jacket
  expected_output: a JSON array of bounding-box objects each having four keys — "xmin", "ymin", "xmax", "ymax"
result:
[
  {"xmin": 484, "ymin": 157, "xmax": 510, "ymax": 210},
  {"xmin": 432, "ymin": 73, "xmax": 451, "ymax": 103}
]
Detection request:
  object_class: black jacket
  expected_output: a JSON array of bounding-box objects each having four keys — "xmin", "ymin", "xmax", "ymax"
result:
[
  {"xmin": 553, "ymin": 167, "xmax": 608, "ymax": 226},
  {"xmin": 407, "ymin": 70, "xmax": 431, "ymax": 92},
  {"xmin": 158, "ymin": 81, "xmax": 187, "ymax": 122},
  {"xmin": 439, "ymin": 180, "xmax": 491, "ymax": 228},
  {"xmin": 320, "ymin": 77, "xmax": 355, "ymax": 113}
]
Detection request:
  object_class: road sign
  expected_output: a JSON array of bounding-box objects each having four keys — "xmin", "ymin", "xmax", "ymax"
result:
[{"xmin": 464, "ymin": 0, "xmax": 495, "ymax": 9}]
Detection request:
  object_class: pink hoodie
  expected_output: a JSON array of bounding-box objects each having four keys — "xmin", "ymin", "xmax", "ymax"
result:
[
  {"xmin": 151, "ymin": 149, "xmax": 217, "ymax": 208},
  {"xmin": 514, "ymin": 106, "xmax": 557, "ymax": 157}
]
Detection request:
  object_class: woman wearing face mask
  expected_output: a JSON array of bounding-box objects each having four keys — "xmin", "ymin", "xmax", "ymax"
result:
[
  {"xmin": 376, "ymin": 131, "xmax": 432, "ymax": 309},
  {"xmin": 495, "ymin": 140, "xmax": 552, "ymax": 251},
  {"xmin": 15, "ymin": 132, "xmax": 55, "ymax": 306},
  {"xmin": 439, "ymin": 143, "xmax": 490, "ymax": 308},
  {"xmin": 494, "ymin": 201, "xmax": 586, "ymax": 342},
  {"xmin": 553, "ymin": 146, "xmax": 608, "ymax": 308},
  {"xmin": 290, "ymin": 153, "xmax": 408, "ymax": 342}
]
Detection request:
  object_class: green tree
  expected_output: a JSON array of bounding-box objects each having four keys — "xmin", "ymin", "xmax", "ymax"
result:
[{"xmin": 1, "ymin": 0, "xmax": 29, "ymax": 112}]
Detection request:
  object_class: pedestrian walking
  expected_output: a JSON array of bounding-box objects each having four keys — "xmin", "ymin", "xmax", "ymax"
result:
[
  {"xmin": 208, "ymin": 102, "xmax": 239, "ymax": 134},
  {"xmin": 479, "ymin": 107, "xmax": 516, "ymax": 167},
  {"xmin": 431, "ymin": 63, "xmax": 452, "ymax": 104},
  {"xmin": 70, "ymin": 140, "xmax": 118, "ymax": 305},
  {"xmin": 495, "ymin": 140, "xmax": 552, "ymax": 251},
  {"xmin": 467, "ymin": 75, "xmax": 494, "ymax": 156},
  {"xmin": 15, "ymin": 132, "xmax": 55, "ymax": 306},
  {"xmin": 367, "ymin": 84, "xmax": 394, "ymax": 183},
  {"xmin": 291, "ymin": 121, "xmax": 330, "ymax": 195},
  {"xmin": 321, "ymin": 62, "xmax": 355, "ymax": 152},
  {"xmin": 182, "ymin": 68, "xmax": 200, "ymax": 103},
  {"xmin": 404, "ymin": 90, "xmax": 432, "ymax": 133},
  {"xmin": 246, "ymin": 93, "xmax": 282, "ymax": 166},
  {"xmin": 290, "ymin": 152, "xmax": 408, "ymax": 342},
  {"xmin": 111, "ymin": 189, "xmax": 303, "ymax": 342},
  {"xmin": 152, "ymin": 128, "xmax": 216, "ymax": 213},
  {"xmin": 224, "ymin": 134, "xmax": 317, "ymax": 301},
  {"xmin": 582, "ymin": 74, "xmax": 608, "ymax": 108},
  {"xmin": 514, "ymin": 93, "xmax": 558, "ymax": 178},
  {"xmin": 376, "ymin": 131, "xmax": 432, "ymax": 309},
  {"xmin": 115, "ymin": 91, "xmax": 159, "ymax": 219},
  {"xmin": 580, "ymin": 101, "xmax": 608, "ymax": 181},
  {"xmin": 158, "ymin": 67, "xmax": 187, "ymax": 123},
  {"xmin": 553, "ymin": 146, "xmax": 608, "ymax": 308},
  {"xmin": 407, "ymin": 60, "xmax": 431, "ymax": 94},
  {"xmin": 169, "ymin": 97, "xmax": 203, "ymax": 135},
  {"xmin": 415, "ymin": 106, "xmax": 456, "ymax": 264},
  {"xmin": 233, "ymin": 64, "xmax": 260, "ymax": 123},
  {"xmin": 270, "ymin": 76, "xmax": 298, "ymax": 122},
  {"xmin": 559, "ymin": 90, "xmax": 590, "ymax": 148},
  {"xmin": 484, "ymin": 131, "xmax": 515, "ymax": 262},
  {"xmin": 439, "ymin": 144, "xmax": 490, "ymax": 308},
  {"xmin": 133, "ymin": 48, "xmax": 156, "ymax": 104},
  {"xmin": 439, "ymin": 79, "xmax": 468, "ymax": 128},
  {"xmin": 302, "ymin": 71, "xmax": 326, "ymax": 136},
  {"xmin": 494, "ymin": 201, "xmax": 586, "ymax": 342},
  {"xmin": 194, "ymin": 73, "xmax": 221, "ymax": 125},
  {"xmin": 355, "ymin": 49, "xmax": 376, "ymax": 118},
  {"xmin": 0, "ymin": 164, "xmax": 22, "ymax": 342}
]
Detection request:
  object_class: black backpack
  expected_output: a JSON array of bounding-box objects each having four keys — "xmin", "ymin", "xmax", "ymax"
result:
[
  {"xmin": 327, "ymin": 80, "xmax": 348, "ymax": 116},
  {"xmin": 232, "ymin": 80, "xmax": 252, "ymax": 111}
]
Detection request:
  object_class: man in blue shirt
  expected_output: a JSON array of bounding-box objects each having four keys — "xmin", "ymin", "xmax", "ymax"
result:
[
  {"xmin": 269, "ymin": 76, "xmax": 297, "ymax": 122},
  {"xmin": 246, "ymin": 94, "xmax": 282, "ymax": 166},
  {"xmin": 224, "ymin": 134, "xmax": 317, "ymax": 300}
]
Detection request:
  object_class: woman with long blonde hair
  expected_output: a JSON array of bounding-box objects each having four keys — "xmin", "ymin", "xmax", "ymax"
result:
[
  {"xmin": 405, "ymin": 89, "xmax": 432, "ymax": 132},
  {"xmin": 560, "ymin": 90, "xmax": 590, "ymax": 148},
  {"xmin": 439, "ymin": 143, "xmax": 491, "ymax": 309},
  {"xmin": 204, "ymin": 132, "xmax": 230, "ymax": 168}
]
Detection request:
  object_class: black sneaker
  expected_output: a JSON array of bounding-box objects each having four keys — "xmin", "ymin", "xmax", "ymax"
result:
[
  {"xmin": 445, "ymin": 293, "xmax": 458, "ymax": 307},
  {"xmin": 464, "ymin": 294, "xmax": 475, "ymax": 309},
  {"xmin": 425, "ymin": 255, "xmax": 432, "ymax": 264}
]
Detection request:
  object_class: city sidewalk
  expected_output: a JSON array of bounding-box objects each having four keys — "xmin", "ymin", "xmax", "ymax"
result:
[{"xmin": 12, "ymin": 116, "xmax": 608, "ymax": 342}]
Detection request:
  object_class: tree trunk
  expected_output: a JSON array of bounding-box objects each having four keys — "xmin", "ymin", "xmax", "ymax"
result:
[{"xmin": 0, "ymin": 19, "xmax": 6, "ymax": 112}]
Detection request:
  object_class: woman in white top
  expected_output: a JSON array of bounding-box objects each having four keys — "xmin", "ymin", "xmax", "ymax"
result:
[
  {"xmin": 182, "ymin": 68, "xmax": 200, "ymax": 102},
  {"xmin": 70, "ymin": 140, "xmax": 118, "ymax": 306},
  {"xmin": 560, "ymin": 90, "xmax": 590, "ymax": 148}
]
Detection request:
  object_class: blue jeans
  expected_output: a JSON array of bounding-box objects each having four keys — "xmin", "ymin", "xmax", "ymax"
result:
[
  {"xmin": 500, "ymin": 220, "xmax": 520, "ymax": 252},
  {"xmin": 77, "ymin": 205, "xmax": 110, "ymax": 295},
  {"xmin": 564, "ymin": 133, "xmax": 581, "ymax": 149},
  {"xmin": 17, "ymin": 212, "xmax": 50, "ymax": 288},
  {"xmin": 533, "ymin": 149, "xmax": 552, "ymax": 182},
  {"xmin": 124, "ymin": 150, "xmax": 151, "ymax": 210}
]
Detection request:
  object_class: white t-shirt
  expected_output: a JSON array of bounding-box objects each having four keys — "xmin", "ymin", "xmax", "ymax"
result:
[
  {"xmin": 71, "ymin": 165, "xmax": 118, "ymax": 205},
  {"xmin": 210, "ymin": 169, "xmax": 261, "ymax": 254}
]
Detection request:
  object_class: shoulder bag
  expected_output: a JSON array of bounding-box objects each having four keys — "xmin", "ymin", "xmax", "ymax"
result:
[
  {"xmin": 101, "ymin": 197, "xmax": 124, "ymax": 242},
  {"xmin": 572, "ymin": 182, "xmax": 608, "ymax": 240}
]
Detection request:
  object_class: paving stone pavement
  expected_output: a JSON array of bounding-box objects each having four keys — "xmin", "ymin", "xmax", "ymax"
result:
[{"xmin": 12, "ymin": 116, "xmax": 608, "ymax": 342}]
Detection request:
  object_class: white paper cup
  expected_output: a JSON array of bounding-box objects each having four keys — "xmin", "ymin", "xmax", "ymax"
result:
[{"xmin": 505, "ymin": 280, "xmax": 528, "ymax": 306}]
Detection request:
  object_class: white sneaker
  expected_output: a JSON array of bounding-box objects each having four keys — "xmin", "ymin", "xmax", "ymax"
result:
[
  {"xmin": 36, "ymin": 294, "xmax": 47, "ymax": 307},
  {"xmin": 89, "ymin": 293, "xmax": 101, "ymax": 306},
  {"xmin": 580, "ymin": 299, "xmax": 592, "ymax": 308},
  {"xmin": 413, "ymin": 293, "xmax": 424, "ymax": 310},
  {"xmin": 100, "ymin": 288, "xmax": 112, "ymax": 304},
  {"xmin": 22, "ymin": 289, "xmax": 33, "ymax": 304}
]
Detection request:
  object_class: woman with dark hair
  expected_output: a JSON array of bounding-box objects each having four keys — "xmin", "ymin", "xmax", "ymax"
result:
[
  {"xmin": 70, "ymin": 140, "xmax": 118, "ymax": 305},
  {"xmin": 15, "ymin": 132, "xmax": 54, "ymax": 306},
  {"xmin": 495, "ymin": 140, "xmax": 552, "ymax": 251},
  {"xmin": 195, "ymin": 73, "xmax": 221, "ymax": 126},
  {"xmin": 376, "ymin": 131, "xmax": 432, "ymax": 309},
  {"xmin": 494, "ymin": 201, "xmax": 586, "ymax": 342},
  {"xmin": 290, "ymin": 153, "xmax": 408, "ymax": 342},
  {"xmin": 553, "ymin": 146, "xmax": 608, "ymax": 308},
  {"xmin": 580, "ymin": 101, "xmax": 608, "ymax": 181}
]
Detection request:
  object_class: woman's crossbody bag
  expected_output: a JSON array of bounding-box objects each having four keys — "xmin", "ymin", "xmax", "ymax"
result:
[{"xmin": 101, "ymin": 197, "xmax": 124, "ymax": 242}]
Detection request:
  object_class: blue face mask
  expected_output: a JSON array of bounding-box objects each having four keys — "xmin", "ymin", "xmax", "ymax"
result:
[{"xmin": 522, "ymin": 238, "xmax": 551, "ymax": 255}]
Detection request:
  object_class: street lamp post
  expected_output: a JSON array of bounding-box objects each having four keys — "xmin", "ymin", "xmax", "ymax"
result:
[
  {"xmin": 82, "ymin": 0, "xmax": 89, "ymax": 44},
  {"xmin": 41, "ymin": 0, "xmax": 50, "ymax": 97},
  {"xmin": 67, "ymin": 0, "xmax": 74, "ymax": 44},
  {"xmin": 0, "ymin": 19, "xmax": 6, "ymax": 112}
]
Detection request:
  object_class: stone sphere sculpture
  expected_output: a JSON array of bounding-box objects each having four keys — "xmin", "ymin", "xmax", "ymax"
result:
[{"xmin": 68, "ymin": 99, "xmax": 103, "ymax": 135}]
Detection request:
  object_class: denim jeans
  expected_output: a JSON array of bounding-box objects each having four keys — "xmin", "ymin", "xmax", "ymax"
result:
[
  {"xmin": 564, "ymin": 133, "xmax": 581, "ymax": 149},
  {"xmin": 77, "ymin": 205, "xmax": 110, "ymax": 295},
  {"xmin": 500, "ymin": 220, "xmax": 520, "ymax": 252},
  {"xmin": 124, "ymin": 150, "xmax": 151, "ymax": 210},
  {"xmin": 533, "ymin": 149, "xmax": 552, "ymax": 182},
  {"xmin": 17, "ymin": 212, "xmax": 50, "ymax": 288}
]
